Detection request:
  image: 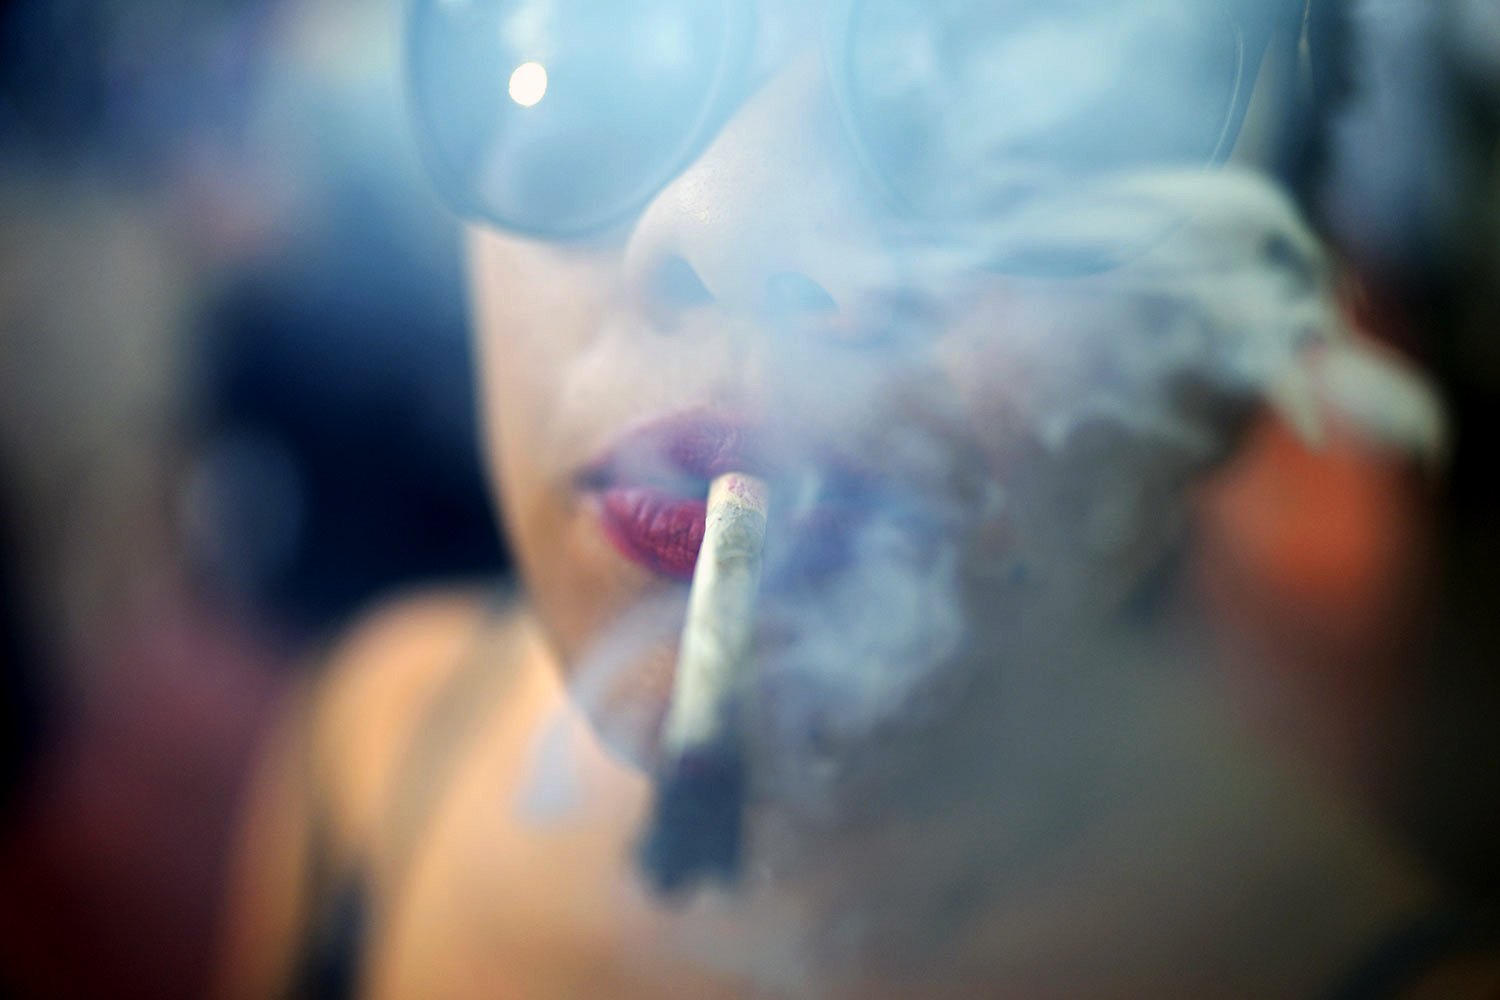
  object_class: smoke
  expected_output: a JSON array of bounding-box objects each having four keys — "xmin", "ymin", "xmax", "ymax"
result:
[{"xmin": 501, "ymin": 3, "xmax": 1447, "ymax": 992}]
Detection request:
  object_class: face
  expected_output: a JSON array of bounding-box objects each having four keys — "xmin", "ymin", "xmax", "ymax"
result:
[{"xmin": 443, "ymin": 0, "xmax": 1314, "ymax": 786}]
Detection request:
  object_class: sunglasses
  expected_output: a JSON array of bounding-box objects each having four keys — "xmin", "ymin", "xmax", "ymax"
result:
[{"xmin": 407, "ymin": 0, "xmax": 1295, "ymax": 246}]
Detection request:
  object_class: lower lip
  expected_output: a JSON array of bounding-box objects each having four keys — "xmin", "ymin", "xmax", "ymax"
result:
[
  {"xmin": 595, "ymin": 486, "xmax": 707, "ymax": 581},
  {"xmin": 592, "ymin": 484, "xmax": 873, "ymax": 584}
]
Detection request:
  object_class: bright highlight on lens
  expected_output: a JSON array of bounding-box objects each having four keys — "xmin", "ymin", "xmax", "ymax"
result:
[{"xmin": 508, "ymin": 61, "xmax": 548, "ymax": 107}]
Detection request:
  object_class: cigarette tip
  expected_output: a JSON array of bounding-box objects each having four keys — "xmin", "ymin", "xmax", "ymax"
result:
[
  {"xmin": 712, "ymin": 472, "xmax": 769, "ymax": 515},
  {"xmin": 637, "ymin": 749, "xmax": 746, "ymax": 897}
]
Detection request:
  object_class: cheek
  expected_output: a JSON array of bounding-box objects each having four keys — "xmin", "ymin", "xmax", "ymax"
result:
[
  {"xmin": 468, "ymin": 228, "xmax": 610, "ymax": 445},
  {"xmin": 467, "ymin": 231, "xmax": 622, "ymax": 646},
  {"xmin": 468, "ymin": 230, "xmax": 582, "ymax": 574},
  {"xmin": 934, "ymin": 288, "xmax": 1079, "ymax": 484},
  {"xmin": 466, "ymin": 228, "xmax": 690, "ymax": 757},
  {"xmin": 934, "ymin": 284, "xmax": 1196, "ymax": 615}
]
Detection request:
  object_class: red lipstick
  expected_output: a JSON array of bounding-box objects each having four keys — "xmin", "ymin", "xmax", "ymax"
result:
[
  {"xmin": 580, "ymin": 411, "xmax": 923, "ymax": 583},
  {"xmin": 580, "ymin": 412, "xmax": 757, "ymax": 581},
  {"xmin": 597, "ymin": 487, "xmax": 707, "ymax": 579}
]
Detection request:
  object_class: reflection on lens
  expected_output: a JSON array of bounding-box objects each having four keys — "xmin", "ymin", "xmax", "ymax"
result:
[
  {"xmin": 409, "ymin": 0, "xmax": 742, "ymax": 237},
  {"xmin": 508, "ymin": 61, "xmax": 548, "ymax": 107}
]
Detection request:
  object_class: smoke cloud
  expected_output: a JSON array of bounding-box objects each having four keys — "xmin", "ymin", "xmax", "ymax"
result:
[{"xmin": 507, "ymin": 3, "xmax": 1445, "ymax": 992}]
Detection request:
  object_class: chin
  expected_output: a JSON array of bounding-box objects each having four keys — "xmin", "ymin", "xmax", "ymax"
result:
[{"xmin": 556, "ymin": 597, "xmax": 685, "ymax": 771}]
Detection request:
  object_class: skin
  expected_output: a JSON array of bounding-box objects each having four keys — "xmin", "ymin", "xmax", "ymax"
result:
[
  {"xmin": 456, "ymin": 7, "xmax": 1443, "ymax": 988},
  {"xmin": 468, "ymin": 13, "xmax": 1183, "ymax": 771},
  {"xmin": 220, "ymin": 4, "xmax": 1483, "ymax": 996}
]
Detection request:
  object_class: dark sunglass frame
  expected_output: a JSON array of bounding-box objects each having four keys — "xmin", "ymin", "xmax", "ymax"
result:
[{"xmin": 406, "ymin": 0, "xmax": 1303, "ymax": 243}]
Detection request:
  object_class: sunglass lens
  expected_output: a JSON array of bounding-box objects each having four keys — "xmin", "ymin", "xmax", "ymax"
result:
[
  {"xmin": 409, "ymin": 0, "xmax": 737, "ymax": 237},
  {"xmin": 840, "ymin": 0, "xmax": 1245, "ymax": 222}
]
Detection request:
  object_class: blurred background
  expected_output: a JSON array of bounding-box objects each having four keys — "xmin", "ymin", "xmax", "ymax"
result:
[
  {"xmin": 0, "ymin": 0, "xmax": 506, "ymax": 994},
  {"xmin": 0, "ymin": 0, "xmax": 1497, "ymax": 997}
]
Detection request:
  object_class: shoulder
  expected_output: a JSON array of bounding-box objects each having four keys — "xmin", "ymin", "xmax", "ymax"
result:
[
  {"xmin": 307, "ymin": 585, "xmax": 529, "ymax": 858},
  {"xmin": 214, "ymin": 586, "xmax": 533, "ymax": 1000},
  {"xmin": 322, "ymin": 585, "xmax": 513, "ymax": 709}
]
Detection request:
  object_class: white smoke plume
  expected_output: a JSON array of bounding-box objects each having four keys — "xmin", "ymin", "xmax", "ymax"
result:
[{"xmin": 503, "ymin": 4, "xmax": 1446, "ymax": 991}]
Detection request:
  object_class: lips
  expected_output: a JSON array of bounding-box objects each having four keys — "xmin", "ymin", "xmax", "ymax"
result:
[
  {"xmin": 596, "ymin": 486, "xmax": 709, "ymax": 579},
  {"xmin": 580, "ymin": 412, "xmax": 759, "ymax": 581},
  {"xmin": 579, "ymin": 410, "xmax": 943, "ymax": 583}
]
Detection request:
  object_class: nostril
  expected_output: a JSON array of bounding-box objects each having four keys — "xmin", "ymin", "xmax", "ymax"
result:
[
  {"xmin": 763, "ymin": 271, "xmax": 839, "ymax": 320},
  {"xmin": 651, "ymin": 254, "xmax": 716, "ymax": 310}
]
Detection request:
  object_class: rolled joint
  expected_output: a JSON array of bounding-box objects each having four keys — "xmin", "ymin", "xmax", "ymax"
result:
[
  {"xmin": 638, "ymin": 471, "xmax": 769, "ymax": 895},
  {"xmin": 659, "ymin": 472, "xmax": 769, "ymax": 754}
]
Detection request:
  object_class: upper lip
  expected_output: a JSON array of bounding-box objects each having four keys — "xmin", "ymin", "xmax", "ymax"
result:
[
  {"xmin": 579, "ymin": 407, "xmax": 980, "ymax": 586},
  {"xmin": 577, "ymin": 407, "xmax": 970, "ymax": 531},
  {"xmin": 577, "ymin": 409, "xmax": 770, "ymax": 498}
]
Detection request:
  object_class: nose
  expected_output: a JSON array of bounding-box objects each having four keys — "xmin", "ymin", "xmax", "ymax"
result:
[{"xmin": 620, "ymin": 52, "xmax": 902, "ymax": 342}]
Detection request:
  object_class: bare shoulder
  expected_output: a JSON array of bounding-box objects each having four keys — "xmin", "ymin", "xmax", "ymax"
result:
[
  {"xmin": 309, "ymin": 585, "xmax": 531, "ymax": 854},
  {"xmin": 321, "ymin": 585, "xmax": 517, "ymax": 715},
  {"xmin": 215, "ymin": 585, "xmax": 533, "ymax": 1000}
]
